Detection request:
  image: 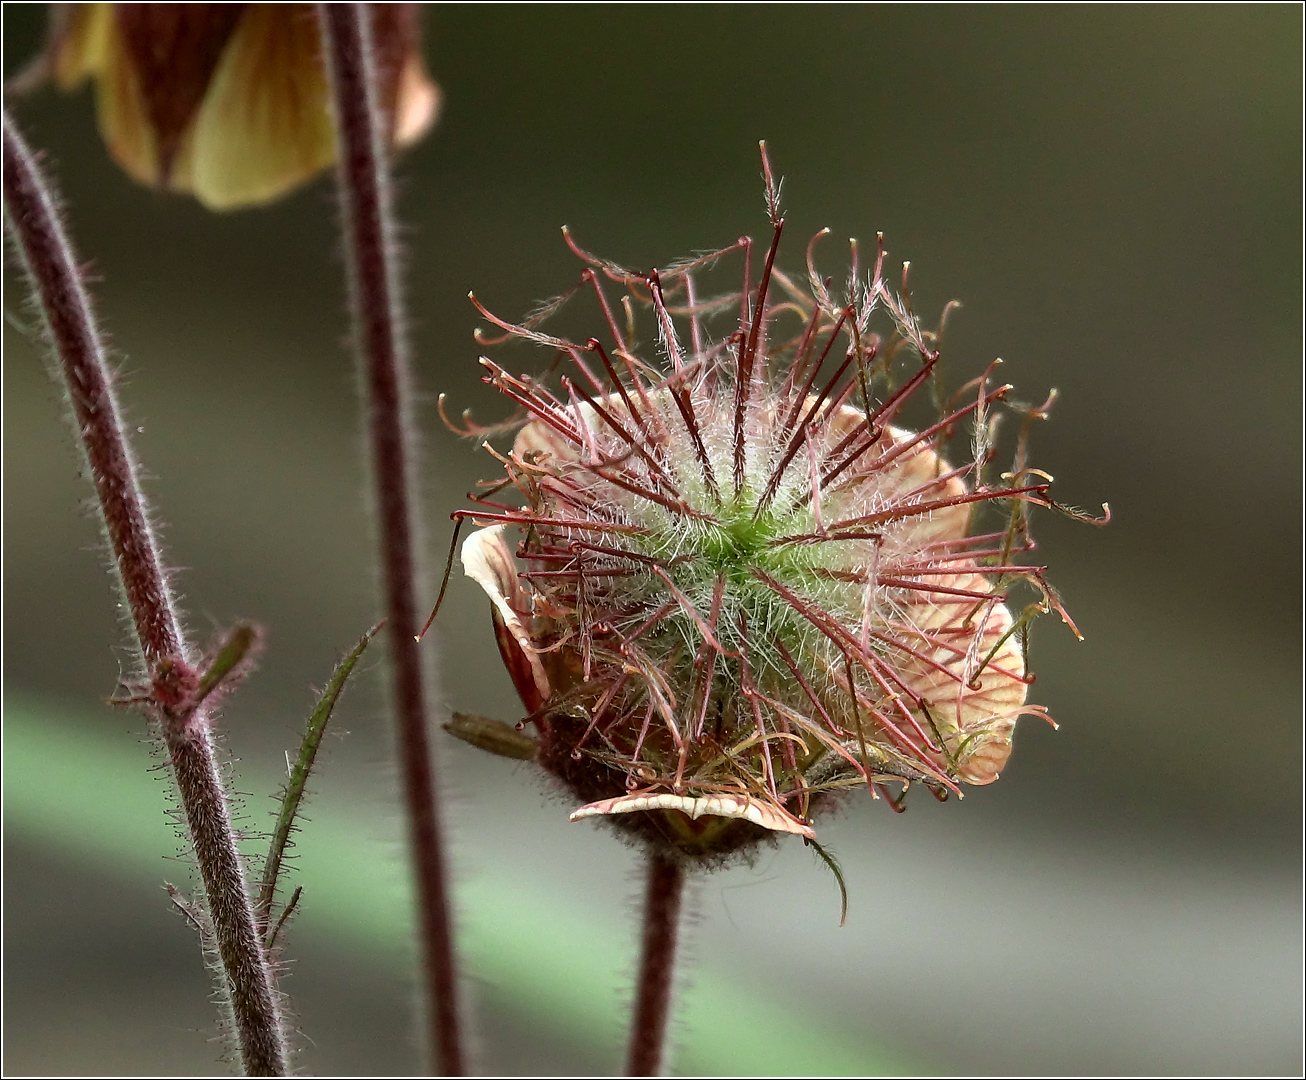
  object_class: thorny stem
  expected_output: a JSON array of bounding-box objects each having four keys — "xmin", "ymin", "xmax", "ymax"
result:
[
  {"xmin": 626, "ymin": 852, "xmax": 686, "ymax": 1077},
  {"xmin": 2, "ymin": 113, "xmax": 288, "ymax": 1076},
  {"xmin": 317, "ymin": 6, "xmax": 464, "ymax": 1074}
]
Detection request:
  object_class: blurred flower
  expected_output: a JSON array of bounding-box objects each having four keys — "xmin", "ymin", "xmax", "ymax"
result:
[
  {"xmin": 451, "ymin": 150, "xmax": 1098, "ymax": 862},
  {"xmin": 38, "ymin": 2, "xmax": 438, "ymax": 210}
]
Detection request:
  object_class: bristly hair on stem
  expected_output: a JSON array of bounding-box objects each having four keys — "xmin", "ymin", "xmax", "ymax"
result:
[
  {"xmin": 317, "ymin": 5, "xmax": 465, "ymax": 1073},
  {"xmin": 626, "ymin": 851, "xmax": 685, "ymax": 1077},
  {"xmin": 3, "ymin": 110, "xmax": 290, "ymax": 1076}
]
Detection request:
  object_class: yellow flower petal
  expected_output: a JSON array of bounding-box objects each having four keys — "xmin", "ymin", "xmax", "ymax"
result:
[
  {"xmin": 88, "ymin": 7, "xmax": 160, "ymax": 188},
  {"xmin": 52, "ymin": 3, "xmax": 112, "ymax": 88},
  {"xmin": 181, "ymin": 4, "xmax": 336, "ymax": 211}
]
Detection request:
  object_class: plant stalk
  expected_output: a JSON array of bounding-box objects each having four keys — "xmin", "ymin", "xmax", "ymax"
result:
[
  {"xmin": 317, "ymin": 6, "xmax": 464, "ymax": 1074},
  {"xmin": 627, "ymin": 851, "xmax": 686, "ymax": 1077},
  {"xmin": 2, "ymin": 112, "xmax": 288, "ymax": 1077}
]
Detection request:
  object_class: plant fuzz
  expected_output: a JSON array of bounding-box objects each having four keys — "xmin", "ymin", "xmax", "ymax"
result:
[{"xmin": 455, "ymin": 146, "xmax": 1106, "ymax": 864}]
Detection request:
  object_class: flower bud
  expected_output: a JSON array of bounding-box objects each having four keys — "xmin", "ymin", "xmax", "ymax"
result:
[{"xmin": 45, "ymin": 3, "xmax": 438, "ymax": 210}]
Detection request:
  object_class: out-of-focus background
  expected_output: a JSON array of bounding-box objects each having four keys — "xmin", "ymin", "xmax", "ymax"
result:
[{"xmin": 3, "ymin": 5, "xmax": 1301, "ymax": 1076}]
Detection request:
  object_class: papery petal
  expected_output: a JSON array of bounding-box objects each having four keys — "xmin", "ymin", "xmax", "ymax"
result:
[
  {"xmin": 893, "ymin": 571, "xmax": 1028, "ymax": 784},
  {"xmin": 514, "ymin": 415, "xmax": 584, "ymax": 465},
  {"xmin": 461, "ymin": 525, "xmax": 551, "ymax": 711},
  {"xmin": 569, "ymin": 791, "xmax": 816, "ymax": 839},
  {"xmin": 826, "ymin": 408, "xmax": 970, "ymax": 541},
  {"xmin": 514, "ymin": 387, "xmax": 669, "ymax": 466}
]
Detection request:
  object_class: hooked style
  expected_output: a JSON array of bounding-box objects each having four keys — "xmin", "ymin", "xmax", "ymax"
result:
[{"xmin": 451, "ymin": 146, "xmax": 1103, "ymax": 861}]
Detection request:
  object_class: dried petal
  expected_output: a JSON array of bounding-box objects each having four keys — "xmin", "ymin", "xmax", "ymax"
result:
[
  {"xmin": 461, "ymin": 524, "xmax": 550, "ymax": 711},
  {"xmin": 570, "ymin": 792, "xmax": 816, "ymax": 840}
]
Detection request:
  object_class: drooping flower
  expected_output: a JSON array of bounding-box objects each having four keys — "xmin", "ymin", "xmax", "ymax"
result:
[
  {"xmin": 450, "ymin": 147, "xmax": 1103, "ymax": 862},
  {"xmin": 31, "ymin": 3, "xmax": 438, "ymax": 210}
]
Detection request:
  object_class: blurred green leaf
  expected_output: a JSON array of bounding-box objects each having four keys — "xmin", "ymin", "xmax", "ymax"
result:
[{"xmin": 3, "ymin": 699, "xmax": 905, "ymax": 1075}]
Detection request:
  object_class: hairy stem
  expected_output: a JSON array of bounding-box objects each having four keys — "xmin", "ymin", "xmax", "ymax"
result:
[
  {"xmin": 2, "ymin": 112, "xmax": 288, "ymax": 1076},
  {"xmin": 317, "ymin": 6, "xmax": 464, "ymax": 1074},
  {"xmin": 627, "ymin": 852, "xmax": 686, "ymax": 1077}
]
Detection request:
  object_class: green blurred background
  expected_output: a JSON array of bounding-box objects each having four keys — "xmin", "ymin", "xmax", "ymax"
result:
[{"xmin": 3, "ymin": 4, "xmax": 1301, "ymax": 1076}]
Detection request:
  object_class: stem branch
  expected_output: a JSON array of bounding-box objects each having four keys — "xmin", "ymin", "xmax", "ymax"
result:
[
  {"xmin": 3, "ymin": 112, "xmax": 288, "ymax": 1077},
  {"xmin": 317, "ymin": 6, "xmax": 464, "ymax": 1073},
  {"xmin": 626, "ymin": 851, "xmax": 686, "ymax": 1077}
]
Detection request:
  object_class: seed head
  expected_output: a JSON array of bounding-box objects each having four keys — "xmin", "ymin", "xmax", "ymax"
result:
[{"xmin": 454, "ymin": 146, "xmax": 1105, "ymax": 863}]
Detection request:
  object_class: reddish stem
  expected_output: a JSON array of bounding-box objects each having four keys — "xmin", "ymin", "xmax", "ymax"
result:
[
  {"xmin": 316, "ymin": 7, "xmax": 464, "ymax": 1074},
  {"xmin": 626, "ymin": 851, "xmax": 685, "ymax": 1077},
  {"xmin": 2, "ymin": 112, "xmax": 288, "ymax": 1076}
]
